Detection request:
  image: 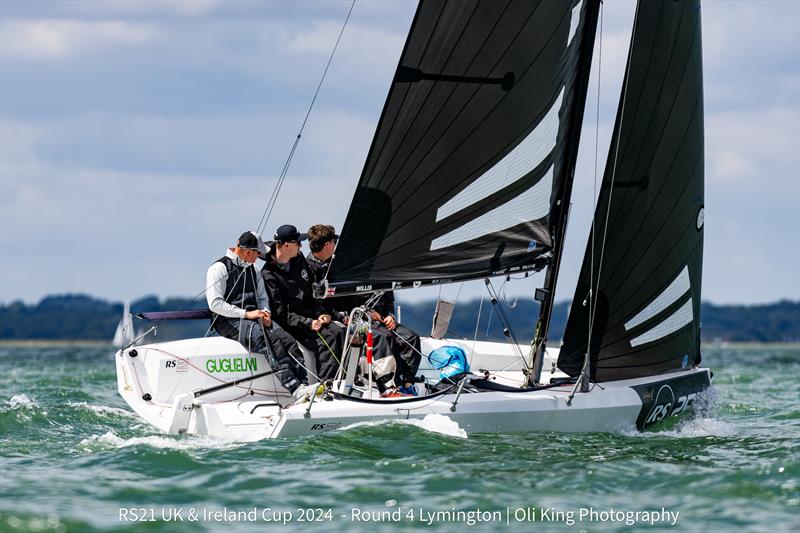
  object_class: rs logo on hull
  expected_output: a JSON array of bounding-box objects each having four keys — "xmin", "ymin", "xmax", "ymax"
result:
[{"xmin": 644, "ymin": 384, "xmax": 697, "ymax": 426}]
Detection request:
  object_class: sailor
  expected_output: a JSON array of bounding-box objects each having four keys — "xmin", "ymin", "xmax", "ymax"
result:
[
  {"xmin": 261, "ymin": 224, "xmax": 345, "ymax": 382},
  {"xmin": 206, "ymin": 231, "xmax": 308, "ymax": 398},
  {"xmin": 306, "ymin": 224, "xmax": 421, "ymax": 395}
]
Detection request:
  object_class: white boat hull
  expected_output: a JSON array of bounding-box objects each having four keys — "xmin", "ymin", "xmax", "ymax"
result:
[{"xmin": 116, "ymin": 337, "xmax": 711, "ymax": 440}]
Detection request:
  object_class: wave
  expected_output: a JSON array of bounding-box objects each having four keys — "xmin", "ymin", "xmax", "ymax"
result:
[
  {"xmin": 614, "ymin": 386, "xmax": 735, "ymax": 438},
  {"xmin": 66, "ymin": 401, "xmax": 138, "ymax": 419},
  {"xmin": 6, "ymin": 394, "xmax": 38, "ymax": 409},
  {"xmin": 340, "ymin": 414, "xmax": 467, "ymax": 439},
  {"xmin": 76, "ymin": 431, "xmax": 262, "ymax": 452},
  {"xmin": 402, "ymin": 413, "xmax": 468, "ymax": 438},
  {"xmin": 619, "ymin": 415, "xmax": 736, "ymax": 439},
  {"xmin": 1, "ymin": 394, "xmax": 46, "ymax": 424}
]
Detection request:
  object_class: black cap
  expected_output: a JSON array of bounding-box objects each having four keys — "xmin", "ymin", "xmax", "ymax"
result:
[
  {"xmin": 237, "ymin": 231, "xmax": 265, "ymax": 252},
  {"xmin": 273, "ymin": 224, "xmax": 308, "ymax": 243}
]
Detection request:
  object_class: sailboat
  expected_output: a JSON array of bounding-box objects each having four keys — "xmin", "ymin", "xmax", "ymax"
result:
[
  {"xmin": 116, "ymin": 0, "xmax": 711, "ymax": 439},
  {"xmin": 112, "ymin": 300, "xmax": 137, "ymax": 348}
]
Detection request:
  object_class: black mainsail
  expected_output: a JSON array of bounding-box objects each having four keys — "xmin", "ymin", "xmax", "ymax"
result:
[
  {"xmin": 558, "ymin": 0, "xmax": 705, "ymax": 381},
  {"xmin": 326, "ymin": 0, "xmax": 598, "ymax": 295}
]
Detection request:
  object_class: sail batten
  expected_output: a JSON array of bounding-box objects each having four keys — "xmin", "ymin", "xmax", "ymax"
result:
[
  {"xmin": 435, "ymin": 88, "xmax": 564, "ymax": 222},
  {"xmin": 327, "ymin": 0, "xmax": 598, "ymax": 295},
  {"xmin": 624, "ymin": 266, "xmax": 690, "ymax": 331},
  {"xmin": 558, "ymin": 0, "xmax": 704, "ymax": 381},
  {"xmin": 431, "ymin": 166, "xmax": 554, "ymax": 251}
]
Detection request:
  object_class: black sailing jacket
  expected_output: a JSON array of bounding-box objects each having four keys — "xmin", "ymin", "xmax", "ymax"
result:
[
  {"xmin": 261, "ymin": 250, "xmax": 326, "ymax": 333},
  {"xmin": 305, "ymin": 253, "xmax": 395, "ymax": 319}
]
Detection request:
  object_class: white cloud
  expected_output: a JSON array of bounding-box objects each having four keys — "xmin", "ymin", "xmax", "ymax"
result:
[
  {"xmin": 703, "ymin": 1, "xmax": 799, "ymax": 71},
  {"xmin": 0, "ymin": 114, "xmax": 363, "ymax": 302},
  {"xmin": 0, "ymin": 19, "xmax": 163, "ymax": 61},
  {"xmin": 284, "ymin": 19, "xmax": 405, "ymax": 57},
  {"xmin": 706, "ymin": 107, "xmax": 799, "ymax": 184},
  {"xmin": 711, "ymin": 149, "xmax": 759, "ymax": 182},
  {"xmin": 0, "ymin": 119, "xmax": 40, "ymax": 172},
  {"xmin": 70, "ymin": 0, "xmax": 223, "ymax": 17},
  {"xmin": 0, "ymin": 1, "xmax": 797, "ymax": 306},
  {"xmin": 1, "ymin": 105, "xmax": 381, "ymax": 181},
  {"xmin": 301, "ymin": 108, "xmax": 378, "ymax": 177},
  {"xmin": 278, "ymin": 19, "xmax": 408, "ymax": 85}
]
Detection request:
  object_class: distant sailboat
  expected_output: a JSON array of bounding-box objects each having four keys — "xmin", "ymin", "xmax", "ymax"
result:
[{"xmin": 112, "ymin": 301, "xmax": 137, "ymax": 347}]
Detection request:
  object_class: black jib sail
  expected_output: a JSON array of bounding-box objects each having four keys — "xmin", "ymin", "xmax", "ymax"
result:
[
  {"xmin": 325, "ymin": 0, "xmax": 598, "ymax": 296},
  {"xmin": 558, "ymin": 0, "xmax": 705, "ymax": 381}
]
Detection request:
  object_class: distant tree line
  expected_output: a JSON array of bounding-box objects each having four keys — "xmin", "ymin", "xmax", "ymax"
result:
[
  {"xmin": 1, "ymin": 294, "xmax": 797, "ymax": 343},
  {"xmin": 0, "ymin": 295, "xmax": 209, "ymax": 341}
]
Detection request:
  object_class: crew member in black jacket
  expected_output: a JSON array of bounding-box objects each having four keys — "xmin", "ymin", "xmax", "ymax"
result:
[
  {"xmin": 306, "ymin": 224, "xmax": 421, "ymax": 394},
  {"xmin": 261, "ymin": 225, "xmax": 345, "ymax": 382}
]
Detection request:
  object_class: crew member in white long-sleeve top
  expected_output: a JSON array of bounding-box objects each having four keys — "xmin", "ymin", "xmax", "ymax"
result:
[{"xmin": 206, "ymin": 231, "xmax": 309, "ymax": 399}]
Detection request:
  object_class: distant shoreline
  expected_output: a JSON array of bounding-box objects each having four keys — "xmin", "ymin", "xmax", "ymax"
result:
[
  {"xmin": 0, "ymin": 340, "xmax": 110, "ymax": 347},
  {"xmin": 4, "ymin": 295, "xmax": 797, "ymax": 343},
  {"xmin": 1, "ymin": 339, "xmax": 798, "ymax": 349}
]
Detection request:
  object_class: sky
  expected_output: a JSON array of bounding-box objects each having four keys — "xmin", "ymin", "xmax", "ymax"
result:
[{"xmin": 1, "ymin": 0, "xmax": 798, "ymax": 308}]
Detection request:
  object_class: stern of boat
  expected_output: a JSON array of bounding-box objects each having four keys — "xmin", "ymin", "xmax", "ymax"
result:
[{"xmin": 115, "ymin": 337, "xmax": 288, "ymax": 436}]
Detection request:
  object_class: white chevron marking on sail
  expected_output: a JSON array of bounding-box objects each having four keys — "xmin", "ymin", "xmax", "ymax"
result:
[
  {"xmin": 629, "ymin": 298, "xmax": 694, "ymax": 347},
  {"xmin": 624, "ymin": 266, "xmax": 691, "ymax": 331},
  {"xmin": 568, "ymin": 0, "xmax": 583, "ymax": 47},
  {"xmin": 435, "ymin": 87, "xmax": 564, "ymax": 222},
  {"xmin": 430, "ymin": 166, "xmax": 553, "ymax": 251}
]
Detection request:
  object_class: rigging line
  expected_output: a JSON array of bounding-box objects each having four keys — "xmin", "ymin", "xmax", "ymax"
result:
[
  {"xmin": 588, "ymin": 0, "xmax": 638, "ymax": 348},
  {"xmin": 259, "ymin": 139, "xmax": 300, "ymax": 236},
  {"xmin": 401, "ymin": 307, "xmax": 465, "ymax": 340},
  {"xmin": 584, "ymin": 35, "xmax": 704, "ymax": 299},
  {"xmin": 587, "ymin": 2, "xmax": 603, "ymax": 346},
  {"xmin": 589, "ymin": 159, "xmax": 701, "ymax": 338},
  {"xmin": 255, "ymin": 0, "xmax": 357, "ymax": 235},
  {"xmin": 167, "ymin": 258, "xmax": 247, "ymax": 315},
  {"xmin": 142, "ymin": 345, "xmax": 285, "ymax": 400},
  {"xmin": 240, "ymin": 269, "xmax": 263, "ymax": 397},
  {"xmin": 387, "ymin": 328, "xmax": 425, "ymax": 361},
  {"xmin": 580, "ymin": 63, "xmax": 699, "ymax": 316},
  {"xmin": 203, "ymin": 264, "xmax": 248, "ymax": 338},
  {"xmin": 485, "ymin": 279, "xmax": 529, "ymax": 370},
  {"xmin": 258, "ymin": 320, "xmax": 322, "ymax": 391},
  {"xmin": 253, "ymin": 305, "xmax": 281, "ymax": 401},
  {"xmin": 317, "ymin": 330, "xmax": 341, "ymax": 365},
  {"xmin": 469, "ymin": 291, "xmax": 485, "ymax": 370}
]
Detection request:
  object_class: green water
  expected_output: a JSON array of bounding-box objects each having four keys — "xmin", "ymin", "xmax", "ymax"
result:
[{"xmin": 1, "ymin": 344, "xmax": 797, "ymax": 532}]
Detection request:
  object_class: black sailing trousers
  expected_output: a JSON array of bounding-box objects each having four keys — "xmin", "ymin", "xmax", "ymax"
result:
[
  {"xmin": 371, "ymin": 322, "xmax": 421, "ymax": 385},
  {"xmin": 290, "ymin": 322, "xmax": 346, "ymax": 383}
]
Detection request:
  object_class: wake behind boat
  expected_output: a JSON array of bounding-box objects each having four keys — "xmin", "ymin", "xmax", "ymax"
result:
[{"xmin": 116, "ymin": 0, "xmax": 712, "ymax": 439}]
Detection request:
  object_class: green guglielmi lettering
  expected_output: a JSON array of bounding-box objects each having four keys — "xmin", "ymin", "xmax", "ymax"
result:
[{"xmin": 204, "ymin": 357, "xmax": 257, "ymax": 373}]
